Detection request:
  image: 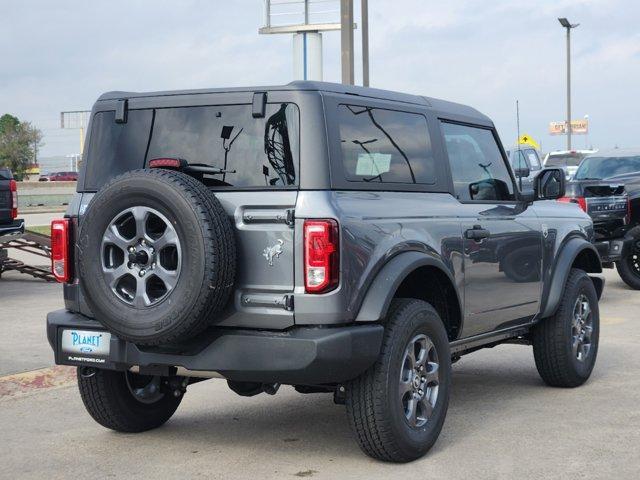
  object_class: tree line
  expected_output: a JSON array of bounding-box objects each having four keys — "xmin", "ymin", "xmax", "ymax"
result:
[{"xmin": 0, "ymin": 114, "xmax": 43, "ymax": 180}]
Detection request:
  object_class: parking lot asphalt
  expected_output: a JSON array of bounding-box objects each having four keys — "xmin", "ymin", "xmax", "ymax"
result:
[{"xmin": 0, "ymin": 268, "xmax": 638, "ymax": 479}]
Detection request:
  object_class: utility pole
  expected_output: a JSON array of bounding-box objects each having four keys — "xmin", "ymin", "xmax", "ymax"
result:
[
  {"xmin": 558, "ymin": 18, "xmax": 579, "ymax": 151},
  {"xmin": 361, "ymin": 0, "xmax": 369, "ymax": 86},
  {"xmin": 340, "ymin": 0, "xmax": 354, "ymax": 85},
  {"xmin": 60, "ymin": 110, "xmax": 91, "ymax": 168}
]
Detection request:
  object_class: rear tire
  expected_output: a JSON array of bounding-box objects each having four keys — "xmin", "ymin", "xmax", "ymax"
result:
[
  {"xmin": 532, "ymin": 269, "xmax": 599, "ymax": 387},
  {"xmin": 77, "ymin": 368, "xmax": 183, "ymax": 433},
  {"xmin": 346, "ymin": 299, "xmax": 451, "ymax": 462}
]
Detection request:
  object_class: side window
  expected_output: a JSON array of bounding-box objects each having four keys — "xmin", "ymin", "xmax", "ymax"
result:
[
  {"xmin": 337, "ymin": 105, "xmax": 436, "ymax": 184},
  {"xmin": 441, "ymin": 122, "xmax": 515, "ymax": 201},
  {"xmin": 525, "ymin": 148, "xmax": 541, "ymax": 169}
]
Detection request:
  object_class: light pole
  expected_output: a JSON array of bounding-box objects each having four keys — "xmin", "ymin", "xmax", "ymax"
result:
[
  {"xmin": 361, "ymin": 0, "xmax": 369, "ymax": 87},
  {"xmin": 340, "ymin": 0, "xmax": 354, "ymax": 85},
  {"xmin": 558, "ymin": 17, "xmax": 579, "ymax": 151}
]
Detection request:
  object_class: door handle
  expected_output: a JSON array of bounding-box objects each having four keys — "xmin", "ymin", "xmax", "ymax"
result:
[{"xmin": 465, "ymin": 225, "xmax": 491, "ymax": 241}]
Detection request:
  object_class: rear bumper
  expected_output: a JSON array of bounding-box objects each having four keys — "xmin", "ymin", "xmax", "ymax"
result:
[
  {"xmin": 47, "ymin": 309, "xmax": 384, "ymax": 385},
  {"xmin": 594, "ymin": 231, "xmax": 635, "ymax": 265},
  {"xmin": 594, "ymin": 238, "xmax": 626, "ymax": 264},
  {"xmin": 0, "ymin": 219, "xmax": 24, "ymax": 242}
]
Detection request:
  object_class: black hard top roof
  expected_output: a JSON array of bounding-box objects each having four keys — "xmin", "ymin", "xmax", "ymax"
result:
[{"xmin": 97, "ymin": 80, "xmax": 490, "ymax": 123}]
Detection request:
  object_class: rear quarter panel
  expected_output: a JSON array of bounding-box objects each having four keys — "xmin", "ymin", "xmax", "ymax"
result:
[
  {"xmin": 293, "ymin": 190, "xmax": 464, "ymax": 325},
  {"xmin": 530, "ymin": 200, "xmax": 595, "ymax": 297}
]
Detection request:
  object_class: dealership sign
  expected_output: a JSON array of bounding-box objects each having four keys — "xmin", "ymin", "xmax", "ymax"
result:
[{"xmin": 549, "ymin": 120, "xmax": 589, "ymax": 135}]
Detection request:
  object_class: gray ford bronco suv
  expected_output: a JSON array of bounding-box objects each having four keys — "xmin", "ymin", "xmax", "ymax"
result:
[{"xmin": 47, "ymin": 81, "xmax": 603, "ymax": 462}]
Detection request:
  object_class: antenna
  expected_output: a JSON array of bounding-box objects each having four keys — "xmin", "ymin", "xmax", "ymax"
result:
[{"xmin": 516, "ymin": 100, "xmax": 523, "ymax": 191}]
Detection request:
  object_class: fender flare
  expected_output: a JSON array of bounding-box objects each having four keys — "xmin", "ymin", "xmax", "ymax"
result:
[
  {"xmin": 540, "ymin": 237, "xmax": 602, "ymax": 318},
  {"xmin": 355, "ymin": 251, "xmax": 460, "ymax": 323}
]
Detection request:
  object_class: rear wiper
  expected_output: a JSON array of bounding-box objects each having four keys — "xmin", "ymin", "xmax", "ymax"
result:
[{"xmin": 184, "ymin": 163, "xmax": 236, "ymax": 175}]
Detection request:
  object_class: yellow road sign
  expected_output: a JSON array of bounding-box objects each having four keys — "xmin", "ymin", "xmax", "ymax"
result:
[{"xmin": 518, "ymin": 134, "xmax": 540, "ymax": 150}]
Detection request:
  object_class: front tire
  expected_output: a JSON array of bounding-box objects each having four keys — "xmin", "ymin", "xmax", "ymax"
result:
[
  {"xmin": 77, "ymin": 368, "xmax": 183, "ymax": 432},
  {"xmin": 532, "ymin": 269, "xmax": 599, "ymax": 387},
  {"xmin": 346, "ymin": 299, "xmax": 451, "ymax": 462}
]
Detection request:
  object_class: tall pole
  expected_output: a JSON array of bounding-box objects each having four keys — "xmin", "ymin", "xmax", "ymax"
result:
[
  {"xmin": 566, "ymin": 26, "xmax": 571, "ymax": 151},
  {"xmin": 340, "ymin": 0, "xmax": 354, "ymax": 85},
  {"xmin": 558, "ymin": 18, "xmax": 578, "ymax": 151},
  {"xmin": 361, "ymin": 0, "xmax": 369, "ymax": 87}
]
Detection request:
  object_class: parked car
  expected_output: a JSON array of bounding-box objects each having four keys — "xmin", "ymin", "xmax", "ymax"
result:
[
  {"xmin": 0, "ymin": 167, "xmax": 24, "ymax": 243},
  {"xmin": 506, "ymin": 146, "xmax": 543, "ymax": 190},
  {"xmin": 561, "ymin": 149, "xmax": 640, "ymax": 288},
  {"xmin": 39, "ymin": 171, "xmax": 78, "ymax": 182},
  {"xmin": 544, "ymin": 150, "xmax": 597, "ymax": 180},
  {"xmin": 47, "ymin": 81, "xmax": 603, "ymax": 462}
]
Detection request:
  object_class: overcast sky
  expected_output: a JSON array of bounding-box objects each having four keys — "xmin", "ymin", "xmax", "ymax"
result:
[{"xmin": 1, "ymin": 0, "xmax": 638, "ymax": 157}]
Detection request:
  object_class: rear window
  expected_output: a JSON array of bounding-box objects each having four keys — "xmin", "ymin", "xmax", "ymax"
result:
[
  {"xmin": 84, "ymin": 110, "xmax": 153, "ymax": 191},
  {"xmin": 545, "ymin": 152, "xmax": 587, "ymax": 167},
  {"xmin": 147, "ymin": 103, "xmax": 299, "ymax": 188},
  {"xmin": 337, "ymin": 105, "xmax": 435, "ymax": 184},
  {"xmin": 84, "ymin": 103, "xmax": 299, "ymax": 190}
]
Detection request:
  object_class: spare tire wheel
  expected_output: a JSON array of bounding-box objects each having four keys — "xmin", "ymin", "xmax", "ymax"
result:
[{"xmin": 78, "ymin": 169, "xmax": 236, "ymax": 345}]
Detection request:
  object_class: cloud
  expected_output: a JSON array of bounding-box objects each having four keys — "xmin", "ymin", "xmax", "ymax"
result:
[{"xmin": 0, "ymin": 0, "xmax": 638, "ymax": 156}]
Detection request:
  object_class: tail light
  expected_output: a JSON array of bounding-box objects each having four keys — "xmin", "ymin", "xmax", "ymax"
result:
[
  {"xmin": 51, "ymin": 219, "xmax": 71, "ymax": 283},
  {"xmin": 149, "ymin": 158, "xmax": 184, "ymax": 169},
  {"xmin": 304, "ymin": 219, "xmax": 339, "ymax": 293},
  {"xmin": 9, "ymin": 179, "xmax": 17, "ymax": 219},
  {"xmin": 558, "ymin": 196, "xmax": 587, "ymax": 212}
]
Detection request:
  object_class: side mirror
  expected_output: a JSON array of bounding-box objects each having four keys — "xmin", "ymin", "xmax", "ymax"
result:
[
  {"xmin": 514, "ymin": 166, "xmax": 530, "ymax": 178},
  {"xmin": 535, "ymin": 168, "xmax": 566, "ymax": 200}
]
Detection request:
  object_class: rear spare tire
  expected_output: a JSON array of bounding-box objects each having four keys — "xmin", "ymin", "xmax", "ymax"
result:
[{"xmin": 78, "ymin": 169, "xmax": 236, "ymax": 345}]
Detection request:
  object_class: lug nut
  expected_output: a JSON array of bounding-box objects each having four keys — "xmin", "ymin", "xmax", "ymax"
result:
[
  {"xmin": 128, "ymin": 246, "xmax": 135, "ymax": 253},
  {"xmin": 151, "ymin": 262, "xmax": 156, "ymax": 269},
  {"xmin": 418, "ymin": 389, "xmax": 424, "ymax": 396},
  {"xmin": 139, "ymin": 269, "xmax": 146, "ymax": 277}
]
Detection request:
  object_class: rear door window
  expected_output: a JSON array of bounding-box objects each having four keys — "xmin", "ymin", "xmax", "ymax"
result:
[
  {"xmin": 147, "ymin": 103, "xmax": 299, "ymax": 188},
  {"xmin": 84, "ymin": 110, "xmax": 153, "ymax": 191},
  {"xmin": 337, "ymin": 105, "xmax": 436, "ymax": 184}
]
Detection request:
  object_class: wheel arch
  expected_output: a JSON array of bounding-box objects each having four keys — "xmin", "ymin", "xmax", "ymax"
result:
[
  {"xmin": 355, "ymin": 251, "xmax": 462, "ymax": 341},
  {"xmin": 540, "ymin": 237, "xmax": 602, "ymax": 318}
]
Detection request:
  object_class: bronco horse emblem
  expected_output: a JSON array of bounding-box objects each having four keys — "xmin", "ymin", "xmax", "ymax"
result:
[{"xmin": 263, "ymin": 239, "xmax": 284, "ymax": 266}]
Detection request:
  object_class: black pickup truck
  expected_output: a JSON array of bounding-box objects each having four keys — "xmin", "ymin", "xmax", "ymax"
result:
[
  {"xmin": 0, "ymin": 167, "xmax": 24, "ymax": 243},
  {"xmin": 560, "ymin": 150, "xmax": 640, "ymax": 288}
]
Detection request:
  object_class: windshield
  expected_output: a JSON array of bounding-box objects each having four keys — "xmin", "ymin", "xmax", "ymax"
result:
[
  {"xmin": 575, "ymin": 156, "xmax": 640, "ymax": 180},
  {"xmin": 545, "ymin": 152, "xmax": 587, "ymax": 167}
]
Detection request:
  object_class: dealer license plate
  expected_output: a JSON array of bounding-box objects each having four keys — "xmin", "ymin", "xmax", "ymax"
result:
[{"xmin": 61, "ymin": 329, "xmax": 111, "ymax": 363}]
